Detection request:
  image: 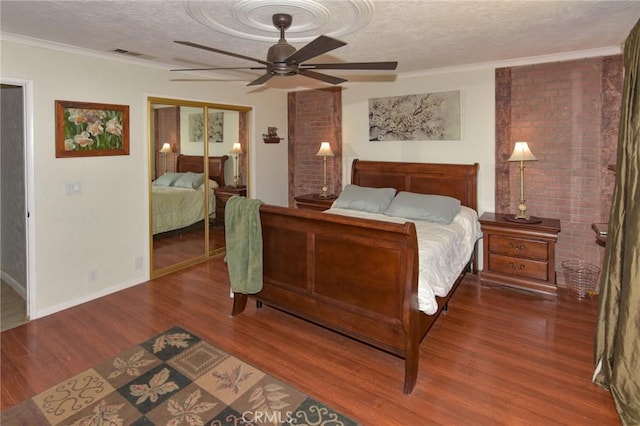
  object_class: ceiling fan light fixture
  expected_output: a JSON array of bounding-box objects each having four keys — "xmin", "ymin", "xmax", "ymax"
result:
[{"xmin": 272, "ymin": 68, "xmax": 297, "ymax": 77}]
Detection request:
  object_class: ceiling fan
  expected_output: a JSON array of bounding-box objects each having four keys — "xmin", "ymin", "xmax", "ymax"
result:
[{"xmin": 173, "ymin": 13, "xmax": 397, "ymax": 86}]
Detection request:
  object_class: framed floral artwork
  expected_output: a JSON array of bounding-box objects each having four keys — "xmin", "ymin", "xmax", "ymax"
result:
[{"xmin": 55, "ymin": 100, "xmax": 130, "ymax": 158}]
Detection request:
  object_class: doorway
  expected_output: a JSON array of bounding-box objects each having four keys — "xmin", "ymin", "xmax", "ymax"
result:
[{"xmin": 0, "ymin": 82, "xmax": 30, "ymax": 330}]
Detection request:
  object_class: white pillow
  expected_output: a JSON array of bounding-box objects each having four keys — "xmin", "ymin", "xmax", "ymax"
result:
[
  {"xmin": 153, "ymin": 172, "xmax": 183, "ymax": 187},
  {"xmin": 384, "ymin": 192, "xmax": 461, "ymax": 224},
  {"xmin": 332, "ymin": 184, "xmax": 397, "ymax": 213},
  {"xmin": 200, "ymin": 179, "xmax": 220, "ymax": 190},
  {"xmin": 174, "ymin": 172, "xmax": 205, "ymax": 190}
]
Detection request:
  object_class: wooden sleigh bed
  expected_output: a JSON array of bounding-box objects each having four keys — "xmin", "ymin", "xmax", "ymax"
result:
[{"xmin": 231, "ymin": 160, "xmax": 479, "ymax": 394}]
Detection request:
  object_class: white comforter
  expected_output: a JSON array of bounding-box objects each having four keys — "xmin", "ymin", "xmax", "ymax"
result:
[
  {"xmin": 152, "ymin": 186, "xmax": 216, "ymax": 235},
  {"xmin": 326, "ymin": 206, "xmax": 482, "ymax": 314}
]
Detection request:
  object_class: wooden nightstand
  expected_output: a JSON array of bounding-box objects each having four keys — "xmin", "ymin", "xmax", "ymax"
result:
[
  {"xmin": 479, "ymin": 212, "xmax": 561, "ymax": 296},
  {"xmin": 294, "ymin": 193, "xmax": 337, "ymax": 211},
  {"xmin": 214, "ymin": 185, "xmax": 247, "ymax": 225}
]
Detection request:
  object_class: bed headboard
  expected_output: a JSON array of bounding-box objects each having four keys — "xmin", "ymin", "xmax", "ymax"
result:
[
  {"xmin": 176, "ymin": 154, "xmax": 229, "ymax": 187},
  {"xmin": 351, "ymin": 159, "xmax": 479, "ymax": 211}
]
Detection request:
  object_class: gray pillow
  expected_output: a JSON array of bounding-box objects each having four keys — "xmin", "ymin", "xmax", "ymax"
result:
[
  {"xmin": 174, "ymin": 172, "xmax": 205, "ymax": 190},
  {"xmin": 332, "ymin": 184, "xmax": 397, "ymax": 213},
  {"xmin": 384, "ymin": 192, "xmax": 461, "ymax": 224},
  {"xmin": 153, "ymin": 172, "xmax": 182, "ymax": 187}
]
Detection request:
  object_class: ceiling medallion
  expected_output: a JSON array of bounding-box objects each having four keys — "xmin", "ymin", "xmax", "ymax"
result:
[{"xmin": 184, "ymin": 0, "xmax": 374, "ymax": 43}]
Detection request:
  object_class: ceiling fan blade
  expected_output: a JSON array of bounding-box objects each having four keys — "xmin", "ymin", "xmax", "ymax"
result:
[
  {"xmin": 170, "ymin": 78, "xmax": 249, "ymax": 82},
  {"xmin": 285, "ymin": 35, "xmax": 346, "ymax": 65},
  {"xmin": 171, "ymin": 66, "xmax": 267, "ymax": 72},
  {"xmin": 172, "ymin": 79, "xmax": 209, "ymax": 81},
  {"xmin": 301, "ymin": 61, "xmax": 398, "ymax": 70},
  {"xmin": 247, "ymin": 73, "xmax": 275, "ymax": 86},
  {"xmin": 298, "ymin": 69, "xmax": 347, "ymax": 85},
  {"xmin": 175, "ymin": 41, "xmax": 271, "ymax": 66}
]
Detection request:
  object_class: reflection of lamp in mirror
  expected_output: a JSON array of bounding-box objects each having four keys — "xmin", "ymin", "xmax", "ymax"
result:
[
  {"xmin": 508, "ymin": 141, "xmax": 537, "ymax": 220},
  {"xmin": 316, "ymin": 141, "xmax": 334, "ymax": 198},
  {"xmin": 159, "ymin": 143, "xmax": 172, "ymax": 174},
  {"xmin": 230, "ymin": 142, "xmax": 243, "ymax": 187}
]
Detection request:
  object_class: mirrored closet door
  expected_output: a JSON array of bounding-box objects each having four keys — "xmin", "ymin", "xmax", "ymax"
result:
[{"xmin": 148, "ymin": 97, "xmax": 251, "ymax": 277}]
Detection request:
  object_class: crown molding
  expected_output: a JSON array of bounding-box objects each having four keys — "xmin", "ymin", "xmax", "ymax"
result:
[
  {"xmin": 2, "ymin": 31, "xmax": 623, "ymax": 85},
  {"xmin": 1, "ymin": 32, "xmax": 173, "ymax": 71},
  {"xmin": 0, "ymin": 32, "xmax": 248, "ymax": 83},
  {"xmin": 399, "ymin": 46, "xmax": 623, "ymax": 79}
]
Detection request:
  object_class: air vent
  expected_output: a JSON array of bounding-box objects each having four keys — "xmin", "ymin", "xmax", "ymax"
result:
[{"xmin": 110, "ymin": 48, "xmax": 156, "ymax": 61}]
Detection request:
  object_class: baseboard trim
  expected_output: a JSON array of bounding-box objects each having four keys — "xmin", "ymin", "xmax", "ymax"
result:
[{"xmin": 0, "ymin": 271, "xmax": 26, "ymax": 300}]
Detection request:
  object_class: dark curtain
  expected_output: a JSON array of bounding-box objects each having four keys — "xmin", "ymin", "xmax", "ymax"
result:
[{"xmin": 593, "ymin": 19, "xmax": 640, "ymax": 426}]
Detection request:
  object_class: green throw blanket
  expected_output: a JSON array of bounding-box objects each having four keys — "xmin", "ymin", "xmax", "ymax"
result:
[{"xmin": 225, "ymin": 195, "xmax": 264, "ymax": 294}]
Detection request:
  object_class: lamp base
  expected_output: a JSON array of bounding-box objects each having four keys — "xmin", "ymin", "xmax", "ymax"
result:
[
  {"xmin": 319, "ymin": 185, "xmax": 330, "ymax": 199},
  {"xmin": 503, "ymin": 215, "xmax": 542, "ymax": 224}
]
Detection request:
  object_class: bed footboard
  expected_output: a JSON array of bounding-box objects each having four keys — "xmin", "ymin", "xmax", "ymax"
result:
[
  {"xmin": 232, "ymin": 204, "xmax": 426, "ymax": 392},
  {"xmin": 231, "ymin": 160, "xmax": 477, "ymax": 393}
]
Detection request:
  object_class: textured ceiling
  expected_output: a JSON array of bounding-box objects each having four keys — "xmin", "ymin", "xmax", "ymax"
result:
[{"xmin": 1, "ymin": 0, "xmax": 639, "ymax": 89}]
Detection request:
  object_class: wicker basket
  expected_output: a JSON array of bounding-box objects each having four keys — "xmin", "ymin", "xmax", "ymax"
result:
[{"xmin": 561, "ymin": 259, "xmax": 600, "ymax": 298}]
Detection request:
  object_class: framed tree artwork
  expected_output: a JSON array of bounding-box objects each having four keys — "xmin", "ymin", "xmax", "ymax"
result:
[
  {"xmin": 187, "ymin": 111, "xmax": 224, "ymax": 143},
  {"xmin": 55, "ymin": 100, "xmax": 130, "ymax": 158},
  {"xmin": 369, "ymin": 91, "xmax": 460, "ymax": 141}
]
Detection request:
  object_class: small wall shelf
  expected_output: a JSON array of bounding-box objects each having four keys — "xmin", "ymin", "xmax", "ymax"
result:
[
  {"xmin": 263, "ymin": 127, "xmax": 283, "ymax": 144},
  {"xmin": 263, "ymin": 137, "xmax": 282, "ymax": 144}
]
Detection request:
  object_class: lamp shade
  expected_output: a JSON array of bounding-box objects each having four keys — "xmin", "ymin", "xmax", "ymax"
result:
[
  {"xmin": 159, "ymin": 143, "xmax": 172, "ymax": 153},
  {"xmin": 508, "ymin": 141, "xmax": 537, "ymax": 162},
  {"xmin": 230, "ymin": 142, "xmax": 243, "ymax": 154},
  {"xmin": 316, "ymin": 142, "xmax": 335, "ymax": 157}
]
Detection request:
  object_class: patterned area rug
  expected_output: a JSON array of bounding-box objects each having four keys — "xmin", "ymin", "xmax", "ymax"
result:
[{"xmin": 2, "ymin": 326, "xmax": 358, "ymax": 425}]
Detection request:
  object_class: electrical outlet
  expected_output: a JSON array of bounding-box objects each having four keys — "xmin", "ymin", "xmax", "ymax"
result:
[
  {"xmin": 134, "ymin": 256, "xmax": 143, "ymax": 270},
  {"xmin": 88, "ymin": 269, "xmax": 98, "ymax": 282}
]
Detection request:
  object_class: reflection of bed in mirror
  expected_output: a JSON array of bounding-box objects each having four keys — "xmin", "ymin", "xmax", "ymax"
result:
[{"xmin": 152, "ymin": 155, "xmax": 228, "ymax": 235}]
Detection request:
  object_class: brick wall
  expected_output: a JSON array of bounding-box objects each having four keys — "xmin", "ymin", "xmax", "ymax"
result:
[
  {"xmin": 154, "ymin": 106, "xmax": 179, "ymax": 178},
  {"xmin": 287, "ymin": 87, "xmax": 342, "ymax": 206},
  {"xmin": 496, "ymin": 56, "xmax": 622, "ymax": 287}
]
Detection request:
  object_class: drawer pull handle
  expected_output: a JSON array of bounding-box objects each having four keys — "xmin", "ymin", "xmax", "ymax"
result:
[
  {"xmin": 509, "ymin": 241, "xmax": 526, "ymax": 251},
  {"xmin": 509, "ymin": 261, "xmax": 525, "ymax": 271}
]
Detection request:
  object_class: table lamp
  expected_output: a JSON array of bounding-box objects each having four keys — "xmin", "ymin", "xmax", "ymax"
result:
[
  {"xmin": 508, "ymin": 141, "xmax": 537, "ymax": 220},
  {"xmin": 159, "ymin": 143, "xmax": 172, "ymax": 174},
  {"xmin": 230, "ymin": 142, "xmax": 243, "ymax": 187},
  {"xmin": 316, "ymin": 142, "xmax": 335, "ymax": 198}
]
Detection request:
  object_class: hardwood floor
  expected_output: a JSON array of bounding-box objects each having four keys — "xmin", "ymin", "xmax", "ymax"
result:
[
  {"xmin": 152, "ymin": 222, "xmax": 225, "ymax": 270},
  {"xmin": 0, "ymin": 255, "xmax": 618, "ymax": 424}
]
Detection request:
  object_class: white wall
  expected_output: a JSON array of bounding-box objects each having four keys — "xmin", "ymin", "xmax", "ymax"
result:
[
  {"xmin": 1, "ymin": 39, "xmax": 289, "ymax": 318},
  {"xmin": 340, "ymin": 69, "xmax": 496, "ymax": 216}
]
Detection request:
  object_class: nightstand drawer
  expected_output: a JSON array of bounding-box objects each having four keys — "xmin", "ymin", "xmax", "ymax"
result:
[
  {"xmin": 488, "ymin": 254, "xmax": 548, "ymax": 281},
  {"xmin": 479, "ymin": 212, "xmax": 560, "ymax": 296},
  {"xmin": 488, "ymin": 235, "xmax": 548, "ymax": 261}
]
